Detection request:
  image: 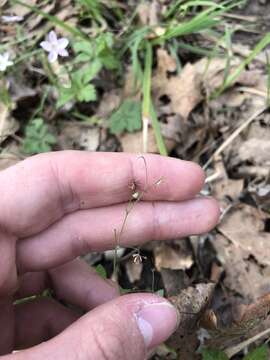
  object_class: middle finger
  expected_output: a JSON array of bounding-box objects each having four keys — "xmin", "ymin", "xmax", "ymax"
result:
[{"xmin": 17, "ymin": 197, "xmax": 219, "ymax": 273}]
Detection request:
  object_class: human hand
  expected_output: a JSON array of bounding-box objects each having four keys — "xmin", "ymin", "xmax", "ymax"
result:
[{"xmin": 0, "ymin": 151, "xmax": 219, "ymax": 359}]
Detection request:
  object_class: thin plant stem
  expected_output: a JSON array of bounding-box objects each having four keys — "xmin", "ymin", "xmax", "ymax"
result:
[{"xmin": 142, "ymin": 42, "xmax": 152, "ymax": 153}]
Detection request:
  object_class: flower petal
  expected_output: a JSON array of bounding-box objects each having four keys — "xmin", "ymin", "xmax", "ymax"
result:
[
  {"xmin": 3, "ymin": 52, "xmax": 10, "ymax": 61},
  {"xmin": 58, "ymin": 48, "xmax": 69, "ymax": 57},
  {"xmin": 48, "ymin": 31, "xmax": 58, "ymax": 45},
  {"xmin": 40, "ymin": 41, "xmax": 52, "ymax": 52},
  {"xmin": 58, "ymin": 38, "xmax": 69, "ymax": 49},
  {"xmin": 48, "ymin": 51, "xmax": 58, "ymax": 63}
]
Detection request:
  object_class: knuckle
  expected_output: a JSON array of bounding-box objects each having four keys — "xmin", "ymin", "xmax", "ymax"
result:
[
  {"xmin": 48, "ymin": 158, "xmax": 79, "ymax": 214},
  {"xmin": 150, "ymin": 201, "xmax": 161, "ymax": 241}
]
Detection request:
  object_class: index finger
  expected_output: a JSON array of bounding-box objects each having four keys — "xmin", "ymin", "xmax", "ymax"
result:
[{"xmin": 0, "ymin": 151, "xmax": 204, "ymax": 237}]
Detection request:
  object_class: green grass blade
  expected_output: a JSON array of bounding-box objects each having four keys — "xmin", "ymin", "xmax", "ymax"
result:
[
  {"xmin": 142, "ymin": 42, "xmax": 167, "ymax": 155},
  {"xmin": 150, "ymin": 101, "xmax": 168, "ymax": 156},
  {"xmin": 142, "ymin": 42, "xmax": 152, "ymax": 118},
  {"xmin": 159, "ymin": 0, "xmax": 244, "ymax": 42},
  {"xmin": 218, "ymin": 32, "xmax": 270, "ymax": 94}
]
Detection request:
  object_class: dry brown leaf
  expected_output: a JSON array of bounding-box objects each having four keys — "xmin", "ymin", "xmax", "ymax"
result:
[
  {"xmin": 161, "ymin": 269, "xmax": 190, "ymax": 297},
  {"xmin": 125, "ymin": 259, "xmax": 143, "ymax": 283},
  {"xmin": 136, "ymin": 1, "xmax": 160, "ymax": 26},
  {"xmin": 211, "ymin": 159, "xmax": 243, "ymax": 208},
  {"xmin": 218, "ymin": 204, "xmax": 270, "ymax": 268},
  {"xmin": 0, "ymin": 155, "xmax": 19, "ymax": 171},
  {"xmin": 12, "ymin": 0, "xmax": 37, "ymax": 18},
  {"xmin": 167, "ymin": 283, "xmax": 215, "ymax": 360},
  {"xmin": 136, "ymin": 3, "xmax": 151, "ymax": 25},
  {"xmin": 120, "ymin": 128, "xmax": 175, "ymax": 153},
  {"xmin": 58, "ymin": 123, "xmax": 100, "ymax": 151},
  {"xmin": 79, "ymin": 128, "xmax": 100, "ymax": 152},
  {"xmin": 213, "ymin": 204, "xmax": 270, "ymax": 301},
  {"xmin": 154, "ymin": 242, "xmax": 193, "ymax": 272},
  {"xmin": 97, "ymin": 90, "xmax": 122, "ymax": 119},
  {"xmin": 153, "ymin": 55, "xmax": 241, "ymax": 121},
  {"xmin": 237, "ymin": 139, "xmax": 270, "ymax": 165},
  {"xmin": 225, "ymin": 112, "xmax": 270, "ymax": 178},
  {"xmin": 27, "ymin": 2, "xmax": 56, "ymax": 30},
  {"xmin": 205, "ymin": 293, "xmax": 270, "ymax": 352},
  {"xmin": 0, "ymin": 142, "xmax": 22, "ymax": 171},
  {"xmin": 0, "ymin": 102, "xmax": 19, "ymax": 145},
  {"xmin": 237, "ymin": 293, "xmax": 270, "ymax": 328}
]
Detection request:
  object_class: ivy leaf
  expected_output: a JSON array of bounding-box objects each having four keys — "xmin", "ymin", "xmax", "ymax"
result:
[
  {"xmin": 202, "ymin": 349, "xmax": 229, "ymax": 360},
  {"xmin": 109, "ymin": 99, "xmax": 142, "ymax": 134},
  {"xmin": 243, "ymin": 345, "xmax": 268, "ymax": 360}
]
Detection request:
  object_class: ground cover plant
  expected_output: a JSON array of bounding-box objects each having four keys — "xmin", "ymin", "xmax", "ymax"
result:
[{"xmin": 1, "ymin": 0, "xmax": 270, "ymax": 358}]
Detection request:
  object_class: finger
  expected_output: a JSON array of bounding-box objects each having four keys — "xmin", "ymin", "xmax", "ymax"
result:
[
  {"xmin": 14, "ymin": 297, "xmax": 79, "ymax": 350},
  {"xmin": 17, "ymin": 197, "xmax": 220, "ymax": 272},
  {"xmin": 16, "ymin": 259, "xmax": 119, "ymax": 310},
  {"xmin": 7, "ymin": 294, "xmax": 178, "ymax": 360},
  {"xmin": 49, "ymin": 259, "xmax": 120, "ymax": 310},
  {"xmin": 0, "ymin": 300, "xmax": 14, "ymax": 355},
  {"xmin": 0, "ymin": 230, "xmax": 17, "ymax": 297},
  {"xmin": 16, "ymin": 272, "xmax": 48, "ymax": 299},
  {"xmin": 0, "ymin": 151, "xmax": 204, "ymax": 237}
]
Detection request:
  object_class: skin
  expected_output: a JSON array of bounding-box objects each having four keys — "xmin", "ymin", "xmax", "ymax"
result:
[{"xmin": 0, "ymin": 151, "xmax": 220, "ymax": 359}]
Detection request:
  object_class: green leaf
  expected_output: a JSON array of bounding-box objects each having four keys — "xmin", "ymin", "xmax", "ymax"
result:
[
  {"xmin": 95, "ymin": 33, "xmax": 114, "ymax": 55},
  {"xmin": 22, "ymin": 118, "xmax": 57, "ymax": 155},
  {"xmin": 74, "ymin": 53, "xmax": 92, "ymax": 63},
  {"xmin": 44, "ymin": 133, "xmax": 58, "ymax": 144},
  {"xmin": 73, "ymin": 40, "xmax": 93, "ymax": 55},
  {"xmin": 57, "ymin": 87, "xmax": 74, "ymax": 108},
  {"xmin": 155, "ymin": 289, "xmax": 165, "ymax": 297},
  {"xmin": 109, "ymin": 99, "xmax": 142, "ymax": 134},
  {"xmin": 100, "ymin": 54, "xmax": 119, "ymax": 70},
  {"xmin": 81, "ymin": 60, "xmax": 102, "ymax": 84},
  {"xmin": 120, "ymin": 287, "xmax": 131, "ymax": 295},
  {"xmin": 202, "ymin": 349, "xmax": 229, "ymax": 360},
  {"xmin": 77, "ymin": 84, "xmax": 97, "ymax": 102},
  {"xmin": 243, "ymin": 345, "xmax": 268, "ymax": 360},
  {"xmin": 95, "ymin": 264, "xmax": 107, "ymax": 279}
]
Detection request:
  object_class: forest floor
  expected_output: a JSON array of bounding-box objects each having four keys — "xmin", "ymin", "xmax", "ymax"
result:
[{"xmin": 0, "ymin": 1, "xmax": 270, "ymax": 359}]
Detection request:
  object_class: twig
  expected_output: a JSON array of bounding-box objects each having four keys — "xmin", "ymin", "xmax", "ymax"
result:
[
  {"xmin": 225, "ymin": 327, "xmax": 270, "ymax": 359},
  {"xmin": 238, "ymin": 87, "xmax": 268, "ymax": 98},
  {"xmin": 205, "ymin": 171, "xmax": 223, "ymax": 183},
  {"xmin": 203, "ymin": 107, "xmax": 267, "ymax": 170}
]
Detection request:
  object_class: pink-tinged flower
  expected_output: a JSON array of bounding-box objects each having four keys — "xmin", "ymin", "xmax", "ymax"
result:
[
  {"xmin": 0, "ymin": 52, "xmax": 13, "ymax": 72},
  {"xmin": 40, "ymin": 31, "xmax": 69, "ymax": 63}
]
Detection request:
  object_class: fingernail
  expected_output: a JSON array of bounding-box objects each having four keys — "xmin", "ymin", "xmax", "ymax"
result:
[{"xmin": 135, "ymin": 302, "xmax": 178, "ymax": 349}]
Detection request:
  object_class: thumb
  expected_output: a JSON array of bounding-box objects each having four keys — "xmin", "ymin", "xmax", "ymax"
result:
[{"xmin": 8, "ymin": 294, "xmax": 178, "ymax": 360}]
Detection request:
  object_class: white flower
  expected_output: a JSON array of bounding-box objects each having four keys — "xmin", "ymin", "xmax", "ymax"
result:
[
  {"xmin": 0, "ymin": 52, "xmax": 13, "ymax": 72},
  {"xmin": 40, "ymin": 31, "xmax": 69, "ymax": 63}
]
